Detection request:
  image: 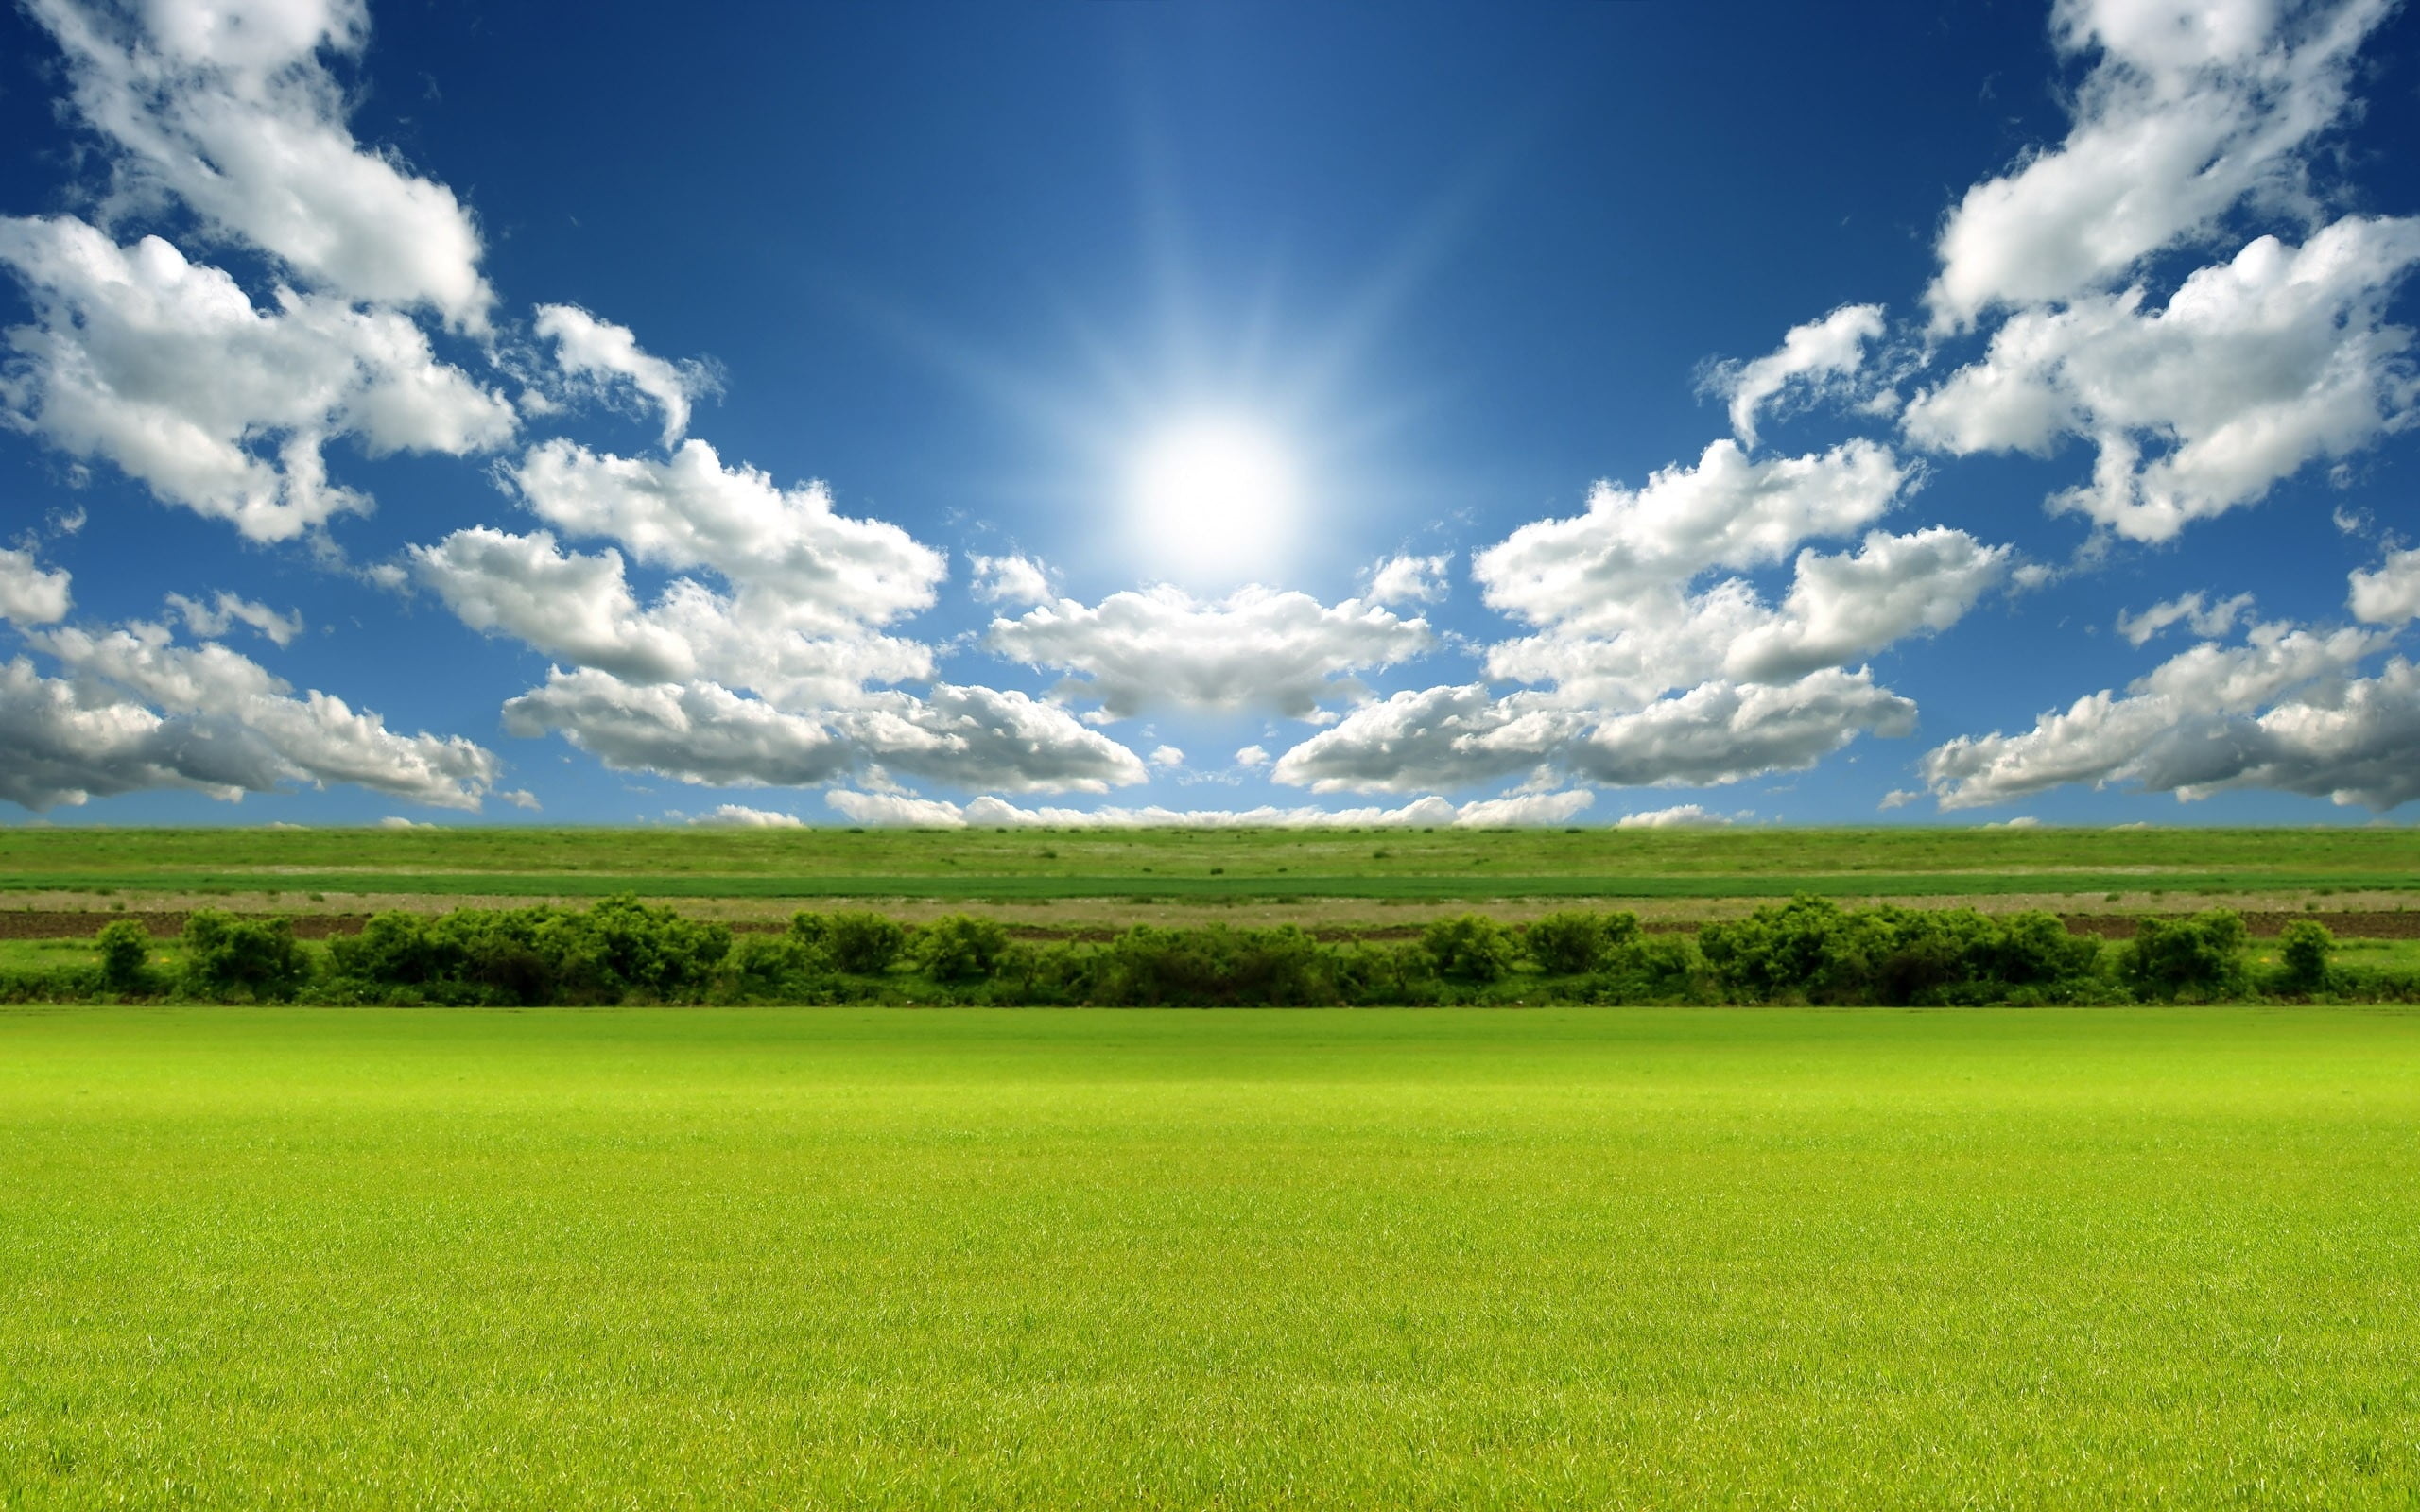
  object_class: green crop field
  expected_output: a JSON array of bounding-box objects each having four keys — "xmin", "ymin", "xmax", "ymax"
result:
[
  {"xmin": 5, "ymin": 1005, "xmax": 2417, "ymax": 1507},
  {"xmin": 1, "ymin": 824, "xmax": 2416, "ymax": 902}
]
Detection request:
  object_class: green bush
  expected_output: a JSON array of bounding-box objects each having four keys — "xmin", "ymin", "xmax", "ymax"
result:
[
  {"xmin": 322, "ymin": 896, "xmax": 731, "ymax": 1005},
  {"xmin": 916, "ymin": 915, "xmax": 1012, "ymax": 982},
  {"xmin": 2276, "ymin": 919, "xmax": 2334, "ymax": 994},
  {"xmin": 1421, "ymin": 915, "xmax": 1518, "ymax": 983},
  {"xmin": 95, "ymin": 919, "xmax": 155, "ymax": 994},
  {"xmin": 2119, "ymin": 911, "xmax": 2250, "ymax": 1002},
  {"xmin": 182, "ymin": 911, "xmax": 312, "ymax": 1002},
  {"xmin": 1523, "ymin": 911, "xmax": 1640, "ymax": 975},
  {"xmin": 1698, "ymin": 897, "xmax": 2110, "ymax": 1006},
  {"xmin": 1095, "ymin": 924, "xmax": 1336, "ymax": 1006},
  {"xmin": 826, "ymin": 913, "xmax": 908, "ymax": 975}
]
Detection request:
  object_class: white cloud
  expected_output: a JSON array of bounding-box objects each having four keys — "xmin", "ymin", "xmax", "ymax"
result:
[
  {"xmin": 1270, "ymin": 667, "xmax": 1916, "ymax": 794},
  {"xmin": 1150, "ymin": 745, "xmax": 1184, "ymax": 768},
  {"xmin": 683, "ymin": 803, "xmax": 804, "ymax": 828},
  {"xmin": 1709, "ymin": 303, "xmax": 1886, "ymax": 447},
  {"xmin": 987, "ymin": 583, "xmax": 1433, "ymax": 721},
  {"xmin": 0, "ymin": 617, "xmax": 501, "ymax": 812},
  {"xmin": 1366, "ymin": 552, "xmax": 1453, "ymax": 605},
  {"xmin": 1907, "ymin": 217, "xmax": 2420, "ymax": 541},
  {"xmin": 2349, "ymin": 547, "xmax": 2420, "ymax": 627},
  {"xmin": 1476, "ymin": 438, "xmax": 1908, "ymax": 627},
  {"xmin": 500, "ymin": 667, "xmax": 1148, "ymax": 795},
  {"xmin": 0, "ymin": 549, "xmax": 71, "ymax": 626},
  {"xmin": 1879, "ymin": 788, "xmax": 1919, "ymax": 810},
  {"xmin": 510, "ymin": 438, "xmax": 944, "ymax": 627},
  {"xmin": 1721, "ymin": 527, "xmax": 2010, "ymax": 683},
  {"xmin": 533, "ymin": 304, "xmax": 710, "ymax": 447},
  {"xmin": 1234, "ymin": 744, "xmax": 1270, "ymax": 769},
  {"xmin": 1615, "ymin": 804, "xmax": 1733, "ymax": 829},
  {"xmin": 1927, "ymin": 0, "xmax": 2394, "ymax": 329},
  {"xmin": 164, "ymin": 591, "xmax": 303, "ymax": 646},
  {"xmin": 26, "ymin": 0, "xmax": 495, "ymax": 327},
  {"xmin": 2115, "ymin": 590, "xmax": 2255, "ymax": 645},
  {"xmin": 376, "ymin": 815, "xmax": 434, "ymax": 830},
  {"xmin": 0, "ymin": 217, "xmax": 515, "ymax": 541},
  {"xmin": 1920, "ymin": 612, "xmax": 2420, "ymax": 810},
  {"xmin": 1983, "ymin": 816, "xmax": 2044, "ymax": 829},
  {"xmin": 1562, "ymin": 669, "xmax": 1919, "ymax": 788},
  {"xmin": 968, "ymin": 553, "xmax": 1052, "ymax": 607},
  {"xmin": 823, "ymin": 788, "xmax": 1595, "ymax": 829}
]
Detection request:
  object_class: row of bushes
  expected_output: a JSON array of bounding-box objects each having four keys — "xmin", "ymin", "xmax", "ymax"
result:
[{"xmin": 7, "ymin": 895, "xmax": 2396, "ymax": 1007}]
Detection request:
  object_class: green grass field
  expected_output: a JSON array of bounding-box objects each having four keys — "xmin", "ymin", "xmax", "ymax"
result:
[
  {"xmin": 3, "ymin": 824, "xmax": 2415, "ymax": 902},
  {"xmin": 5, "ymin": 1005, "xmax": 2417, "ymax": 1507}
]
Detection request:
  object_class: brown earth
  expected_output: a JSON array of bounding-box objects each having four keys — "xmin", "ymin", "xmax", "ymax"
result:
[{"xmin": 8, "ymin": 907, "xmax": 2416, "ymax": 941}]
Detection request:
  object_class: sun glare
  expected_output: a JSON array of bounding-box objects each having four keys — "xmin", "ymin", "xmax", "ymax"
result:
[{"xmin": 1128, "ymin": 419, "xmax": 1297, "ymax": 585}]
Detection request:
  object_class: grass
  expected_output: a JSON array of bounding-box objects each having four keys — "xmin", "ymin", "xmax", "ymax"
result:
[
  {"xmin": 4, "ymin": 1005, "xmax": 2418, "ymax": 1506},
  {"xmin": 0, "ymin": 824, "xmax": 2415, "ymax": 901}
]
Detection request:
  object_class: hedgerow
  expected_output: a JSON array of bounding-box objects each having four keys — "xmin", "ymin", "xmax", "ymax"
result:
[{"xmin": 8, "ymin": 892, "xmax": 2411, "ymax": 1006}]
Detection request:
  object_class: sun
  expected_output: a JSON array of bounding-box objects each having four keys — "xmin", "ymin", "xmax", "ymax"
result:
[{"xmin": 1127, "ymin": 418, "xmax": 1297, "ymax": 586}]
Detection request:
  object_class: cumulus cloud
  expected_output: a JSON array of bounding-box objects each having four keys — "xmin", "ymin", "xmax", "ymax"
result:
[
  {"xmin": 1615, "ymin": 804, "xmax": 1734, "ymax": 829},
  {"xmin": 25, "ymin": 0, "xmax": 494, "ymax": 326},
  {"xmin": 164, "ymin": 591, "xmax": 302, "ymax": 646},
  {"xmin": 1708, "ymin": 303, "xmax": 1886, "ymax": 447},
  {"xmin": 0, "ymin": 549, "xmax": 72, "ymax": 626},
  {"xmin": 1906, "ymin": 217, "xmax": 2420, "ymax": 541},
  {"xmin": 1920, "ymin": 613, "xmax": 2420, "ymax": 810},
  {"xmin": 0, "ymin": 617, "xmax": 501, "ymax": 812},
  {"xmin": 683, "ymin": 803, "xmax": 804, "ymax": 828},
  {"xmin": 1720, "ymin": 528, "xmax": 2010, "ymax": 683},
  {"xmin": 823, "ymin": 787, "xmax": 1594, "ymax": 829},
  {"xmin": 534, "ymin": 304, "xmax": 711, "ymax": 447},
  {"xmin": 0, "ymin": 217, "xmax": 515, "ymax": 541},
  {"xmin": 1476, "ymin": 438, "xmax": 1908, "ymax": 627},
  {"xmin": 1150, "ymin": 745, "xmax": 1184, "ymax": 768},
  {"xmin": 1366, "ymin": 552, "xmax": 1453, "ymax": 606},
  {"xmin": 2349, "ymin": 547, "xmax": 2420, "ymax": 627},
  {"xmin": 510, "ymin": 438, "xmax": 944, "ymax": 627},
  {"xmin": 1234, "ymin": 744, "xmax": 1270, "ymax": 769},
  {"xmin": 2115, "ymin": 590, "xmax": 2255, "ymax": 645},
  {"xmin": 987, "ymin": 583, "xmax": 1433, "ymax": 722},
  {"xmin": 500, "ymin": 668, "xmax": 1147, "ymax": 794},
  {"xmin": 1926, "ymin": 0, "xmax": 2394, "ymax": 329},
  {"xmin": 968, "ymin": 553, "xmax": 1052, "ymax": 607}
]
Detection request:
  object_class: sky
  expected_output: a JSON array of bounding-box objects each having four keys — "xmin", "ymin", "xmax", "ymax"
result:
[{"xmin": 1, "ymin": 0, "xmax": 2418, "ymax": 832}]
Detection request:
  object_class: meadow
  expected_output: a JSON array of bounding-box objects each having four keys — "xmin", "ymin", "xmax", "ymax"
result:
[
  {"xmin": 4, "ymin": 1004, "xmax": 2417, "ymax": 1507},
  {"xmin": 2, "ymin": 824, "xmax": 2415, "ymax": 902}
]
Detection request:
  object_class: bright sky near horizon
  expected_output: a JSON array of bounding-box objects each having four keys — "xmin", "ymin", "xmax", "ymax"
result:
[{"xmin": 2, "ymin": 0, "xmax": 2418, "ymax": 831}]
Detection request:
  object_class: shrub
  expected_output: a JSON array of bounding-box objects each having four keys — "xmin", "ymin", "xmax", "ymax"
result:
[
  {"xmin": 2119, "ymin": 910, "xmax": 2250, "ymax": 1001},
  {"xmin": 1421, "ymin": 915, "xmax": 1518, "ymax": 983},
  {"xmin": 1524, "ymin": 911, "xmax": 1640, "ymax": 975},
  {"xmin": 826, "ymin": 912, "xmax": 908, "ymax": 975},
  {"xmin": 182, "ymin": 910, "xmax": 311, "ymax": 1001},
  {"xmin": 1698, "ymin": 897, "xmax": 2110, "ymax": 1006},
  {"xmin": 95, "ymin": 919, "xmax": 155, "ymax": 994},
  {"xmin": 2276, "ymin": 919, "xmax": 2334, "ymax": 994},
  {"xmin": 1096, "ymin": 924, "xmax": 1335, "ymax": 1006},
  {"xmin": 917, "ymin": 915, "xmax": 1012, "ymax": 982},
  {"xmin": 323, "ymin": 897, "xmax": 731, "ymax": 1005}
]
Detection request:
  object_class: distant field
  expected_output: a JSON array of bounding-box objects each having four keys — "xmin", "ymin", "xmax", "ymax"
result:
[
  {"xmin": 4, "ymin": 1005, "xmax": 2417, "ymax": 1506},
  {"xmin": 2, "ymin": 825, "xmax": 2414, "ymax": 902}
]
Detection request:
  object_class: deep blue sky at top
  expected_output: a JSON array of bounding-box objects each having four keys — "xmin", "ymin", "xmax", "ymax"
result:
[{"xmin": 2, "ymin": 0, "xmax": 2418, "ymax": 825}]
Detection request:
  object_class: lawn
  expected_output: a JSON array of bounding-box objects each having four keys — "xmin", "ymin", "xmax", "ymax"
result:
[{"xmin": 4, "ymin": 1005, "xmax": 2416, "ymax": 1507}]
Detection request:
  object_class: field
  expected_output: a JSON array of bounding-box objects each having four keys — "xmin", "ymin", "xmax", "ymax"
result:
[
  {"xmin": 2, "ymin": 824, "xmax": 2416, "ymax": 905},
  {"xmin": 6, "ymin": 1005, "xmax": 2419, "ymax": 1507}
]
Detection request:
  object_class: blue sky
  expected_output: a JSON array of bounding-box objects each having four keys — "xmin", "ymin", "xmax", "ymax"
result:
[{"xmin": 2, "ymin": 0, "xmax": 2418, "ymax": 830}]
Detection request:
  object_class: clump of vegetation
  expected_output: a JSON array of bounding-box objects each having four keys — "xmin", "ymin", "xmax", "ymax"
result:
[
  {"xmin": 182, "ymin": 911, "xmax": 312, "ymax": 1002},
  {"xmin": 2275, "ymin": 919, "xmax": 2335, "ymax": 994},
  {"xmin": 915, "ymin": 915, "xmax": 1012, "ymax": 983},
  {"xmin": 322, "ymin": 896, "xmax": 731, "ymax": 1005},
  {"xmin": 1697, "ymin": 896, "xmax": 2107, "ymax": 1006},
  {"xmin": 1421, "ymin": 915, "xmax": 1518, "ymax": 983},
  {"xmin": 1522, "ymin": 910, "xmax": 1641, "ymax": 975},
  {"xmin": 2118, "ymin": 910, "xmax": 2249, "ymax": 1002},
  {"xmin": 95, "ymin": 919, "xmax": 157, "ymax": 995}
]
